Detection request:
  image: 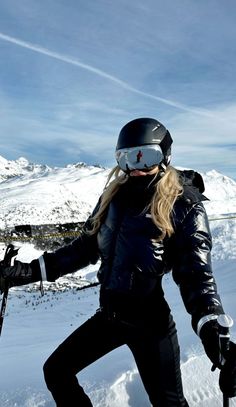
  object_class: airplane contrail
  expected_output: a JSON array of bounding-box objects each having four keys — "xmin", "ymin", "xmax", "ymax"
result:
[{"xmin": 0, "ymin": 32, "xmax": 214, "ymax": 117}]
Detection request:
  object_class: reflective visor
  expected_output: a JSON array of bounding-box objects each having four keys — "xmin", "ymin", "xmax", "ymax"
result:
[{"xmin": 116, "ymin": 144, "xmax": 164, "ymax": 172}]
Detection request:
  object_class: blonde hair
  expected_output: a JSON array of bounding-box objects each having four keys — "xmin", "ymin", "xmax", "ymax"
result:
[{"xmin": 88, "ymin": 165, "xmax": 183, "ymax": 240}]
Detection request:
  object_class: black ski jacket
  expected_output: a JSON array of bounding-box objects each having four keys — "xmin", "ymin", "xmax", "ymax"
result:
[{"xmin": 40, "ymin": 170, "xmax": 223, "ymax": 328}]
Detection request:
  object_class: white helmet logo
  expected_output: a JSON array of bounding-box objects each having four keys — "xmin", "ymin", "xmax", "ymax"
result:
[{"xmin": 152, "ymin": 124, "xmax": 161, "ymax": 131}]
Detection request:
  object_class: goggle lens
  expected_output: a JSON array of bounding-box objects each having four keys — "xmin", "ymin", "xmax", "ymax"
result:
[{"xmin": 116, "ymin": 145, "xmax": 163, "ymax": 172}]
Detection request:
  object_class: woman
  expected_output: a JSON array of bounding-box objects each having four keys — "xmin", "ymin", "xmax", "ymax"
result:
[{"xmin": 0, "ymin": 117, "xmax": 234, "ymax": 406}]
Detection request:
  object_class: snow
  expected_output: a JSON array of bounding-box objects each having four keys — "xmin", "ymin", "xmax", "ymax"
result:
[{"xmin": 0, "ymin": 157, "xmax": 236, "ymax": 406}]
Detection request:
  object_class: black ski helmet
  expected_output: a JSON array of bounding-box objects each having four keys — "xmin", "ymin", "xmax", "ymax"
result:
[{"xmin": 116, "ymin": 117, "xmax": 173, "ymax": 166}]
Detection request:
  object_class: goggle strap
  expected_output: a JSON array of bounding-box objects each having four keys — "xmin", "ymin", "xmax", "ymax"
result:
[{"xmin": 159, "ymin": 131, "xmax": 172, "ymax": 155}]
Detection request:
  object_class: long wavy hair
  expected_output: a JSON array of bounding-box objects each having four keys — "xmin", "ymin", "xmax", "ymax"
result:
[{"xmin": 88, "ymin": 165, "xmax": 183, "ymax": 240}]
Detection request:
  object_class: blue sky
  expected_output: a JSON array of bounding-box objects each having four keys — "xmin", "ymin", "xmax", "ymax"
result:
[{"xmin": 0, "ymin": 0, "xmax": 236, "ymax": 179}]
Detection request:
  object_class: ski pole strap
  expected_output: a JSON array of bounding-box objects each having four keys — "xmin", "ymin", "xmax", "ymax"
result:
[
  {"xmin": 38, "ymin": 256, "xmax": 47, "ymax": 281},
  {"xmin": 218, "ymin": 314, "xmax": 234, "ymax": 366},
  {"xmin": 197, "ymin": 314, "xmax": 218, "ymax": 337}
]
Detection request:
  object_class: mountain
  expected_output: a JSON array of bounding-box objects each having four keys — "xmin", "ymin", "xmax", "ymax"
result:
[
  {"xmin": 0, "ymin": 156, "xmax": 235, "ymax": 260},
  {"xmin": 0, "ymin": 156, "xmax": 109, "ymax": 228},
  {"xmin": 0, "ymin": 155, "xmax": 51, "ymax": 181}
]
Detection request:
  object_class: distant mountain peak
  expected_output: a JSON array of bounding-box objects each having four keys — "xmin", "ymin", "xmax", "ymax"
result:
[{"xmin": 0, "ymin": 155, "xmax": 51, "ymax": 181}]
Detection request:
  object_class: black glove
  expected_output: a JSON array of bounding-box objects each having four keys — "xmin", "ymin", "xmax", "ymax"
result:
[
  {"xmin": 200, "ymin": 319, "xmax": 226, "ymax": 369},
  {"xmin": 0, "ymin": 260, "xmax": 39, "ymax": 294},
  {"xmin": 219, "ymin": 341, "xmax": 236, "ymax": 398}
]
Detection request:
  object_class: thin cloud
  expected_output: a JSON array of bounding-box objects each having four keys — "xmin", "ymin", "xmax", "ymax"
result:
[{"xmin": 0, "ymin": 31, "xmax": 215, "ymax": 118}]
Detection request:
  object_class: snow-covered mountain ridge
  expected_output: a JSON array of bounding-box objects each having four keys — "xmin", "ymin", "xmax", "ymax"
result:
[
  {"xmin": 0, "ymin": 155, "xmax": 109, "ymax": 228},
  {"xmin": 0, "ymin": 155, "xmax": 51, "ymax": 180},
  {"xmin": 0, "ymin": 156, "xmax": 235, "ymax": 260}
]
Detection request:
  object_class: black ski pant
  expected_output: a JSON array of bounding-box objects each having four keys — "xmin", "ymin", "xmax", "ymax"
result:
[{"xmin": 43, "ymin": 310, "xmax": 189, "ymax": 407}]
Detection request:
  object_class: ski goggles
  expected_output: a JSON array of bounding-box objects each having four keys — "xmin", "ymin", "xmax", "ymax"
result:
[{"xmin": 115, "ymin": 144, "xmax": 164, "ymax": 173}]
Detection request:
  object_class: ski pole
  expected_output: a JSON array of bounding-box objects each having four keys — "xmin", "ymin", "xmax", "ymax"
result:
[
  {"xmin": 223, "ymin": 392, "xmax": 229, "ymax": 407},
  {"xmin": 0, "ymin": 244, "xmax": 19, "ymax": 336},
  {"xmin": 217, "ymin": 314, "xmax": 234, "ymax": 407}
]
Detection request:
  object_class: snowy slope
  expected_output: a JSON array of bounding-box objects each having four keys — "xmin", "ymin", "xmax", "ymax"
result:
[
  {"xmin": 0, "ymin": 257, "xmax": 235, "ymax": 407},
  {"xmin": 0, "ymin": 156, "xmax": 235, "ymax": 406}
]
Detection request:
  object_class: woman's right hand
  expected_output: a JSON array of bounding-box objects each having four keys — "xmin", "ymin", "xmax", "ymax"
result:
[{"xmin": 0, "ymin": 260, "xmax": 35, "ymax": 293}]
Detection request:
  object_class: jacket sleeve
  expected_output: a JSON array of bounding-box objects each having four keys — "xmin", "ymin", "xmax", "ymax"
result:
[
  {"xmin": 37, "ymin": 201, "xmax": 101, "ymax": 282},
  {"xmin": 171, "ymin": 201, "xmax": 224, "ymax": 332}
]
